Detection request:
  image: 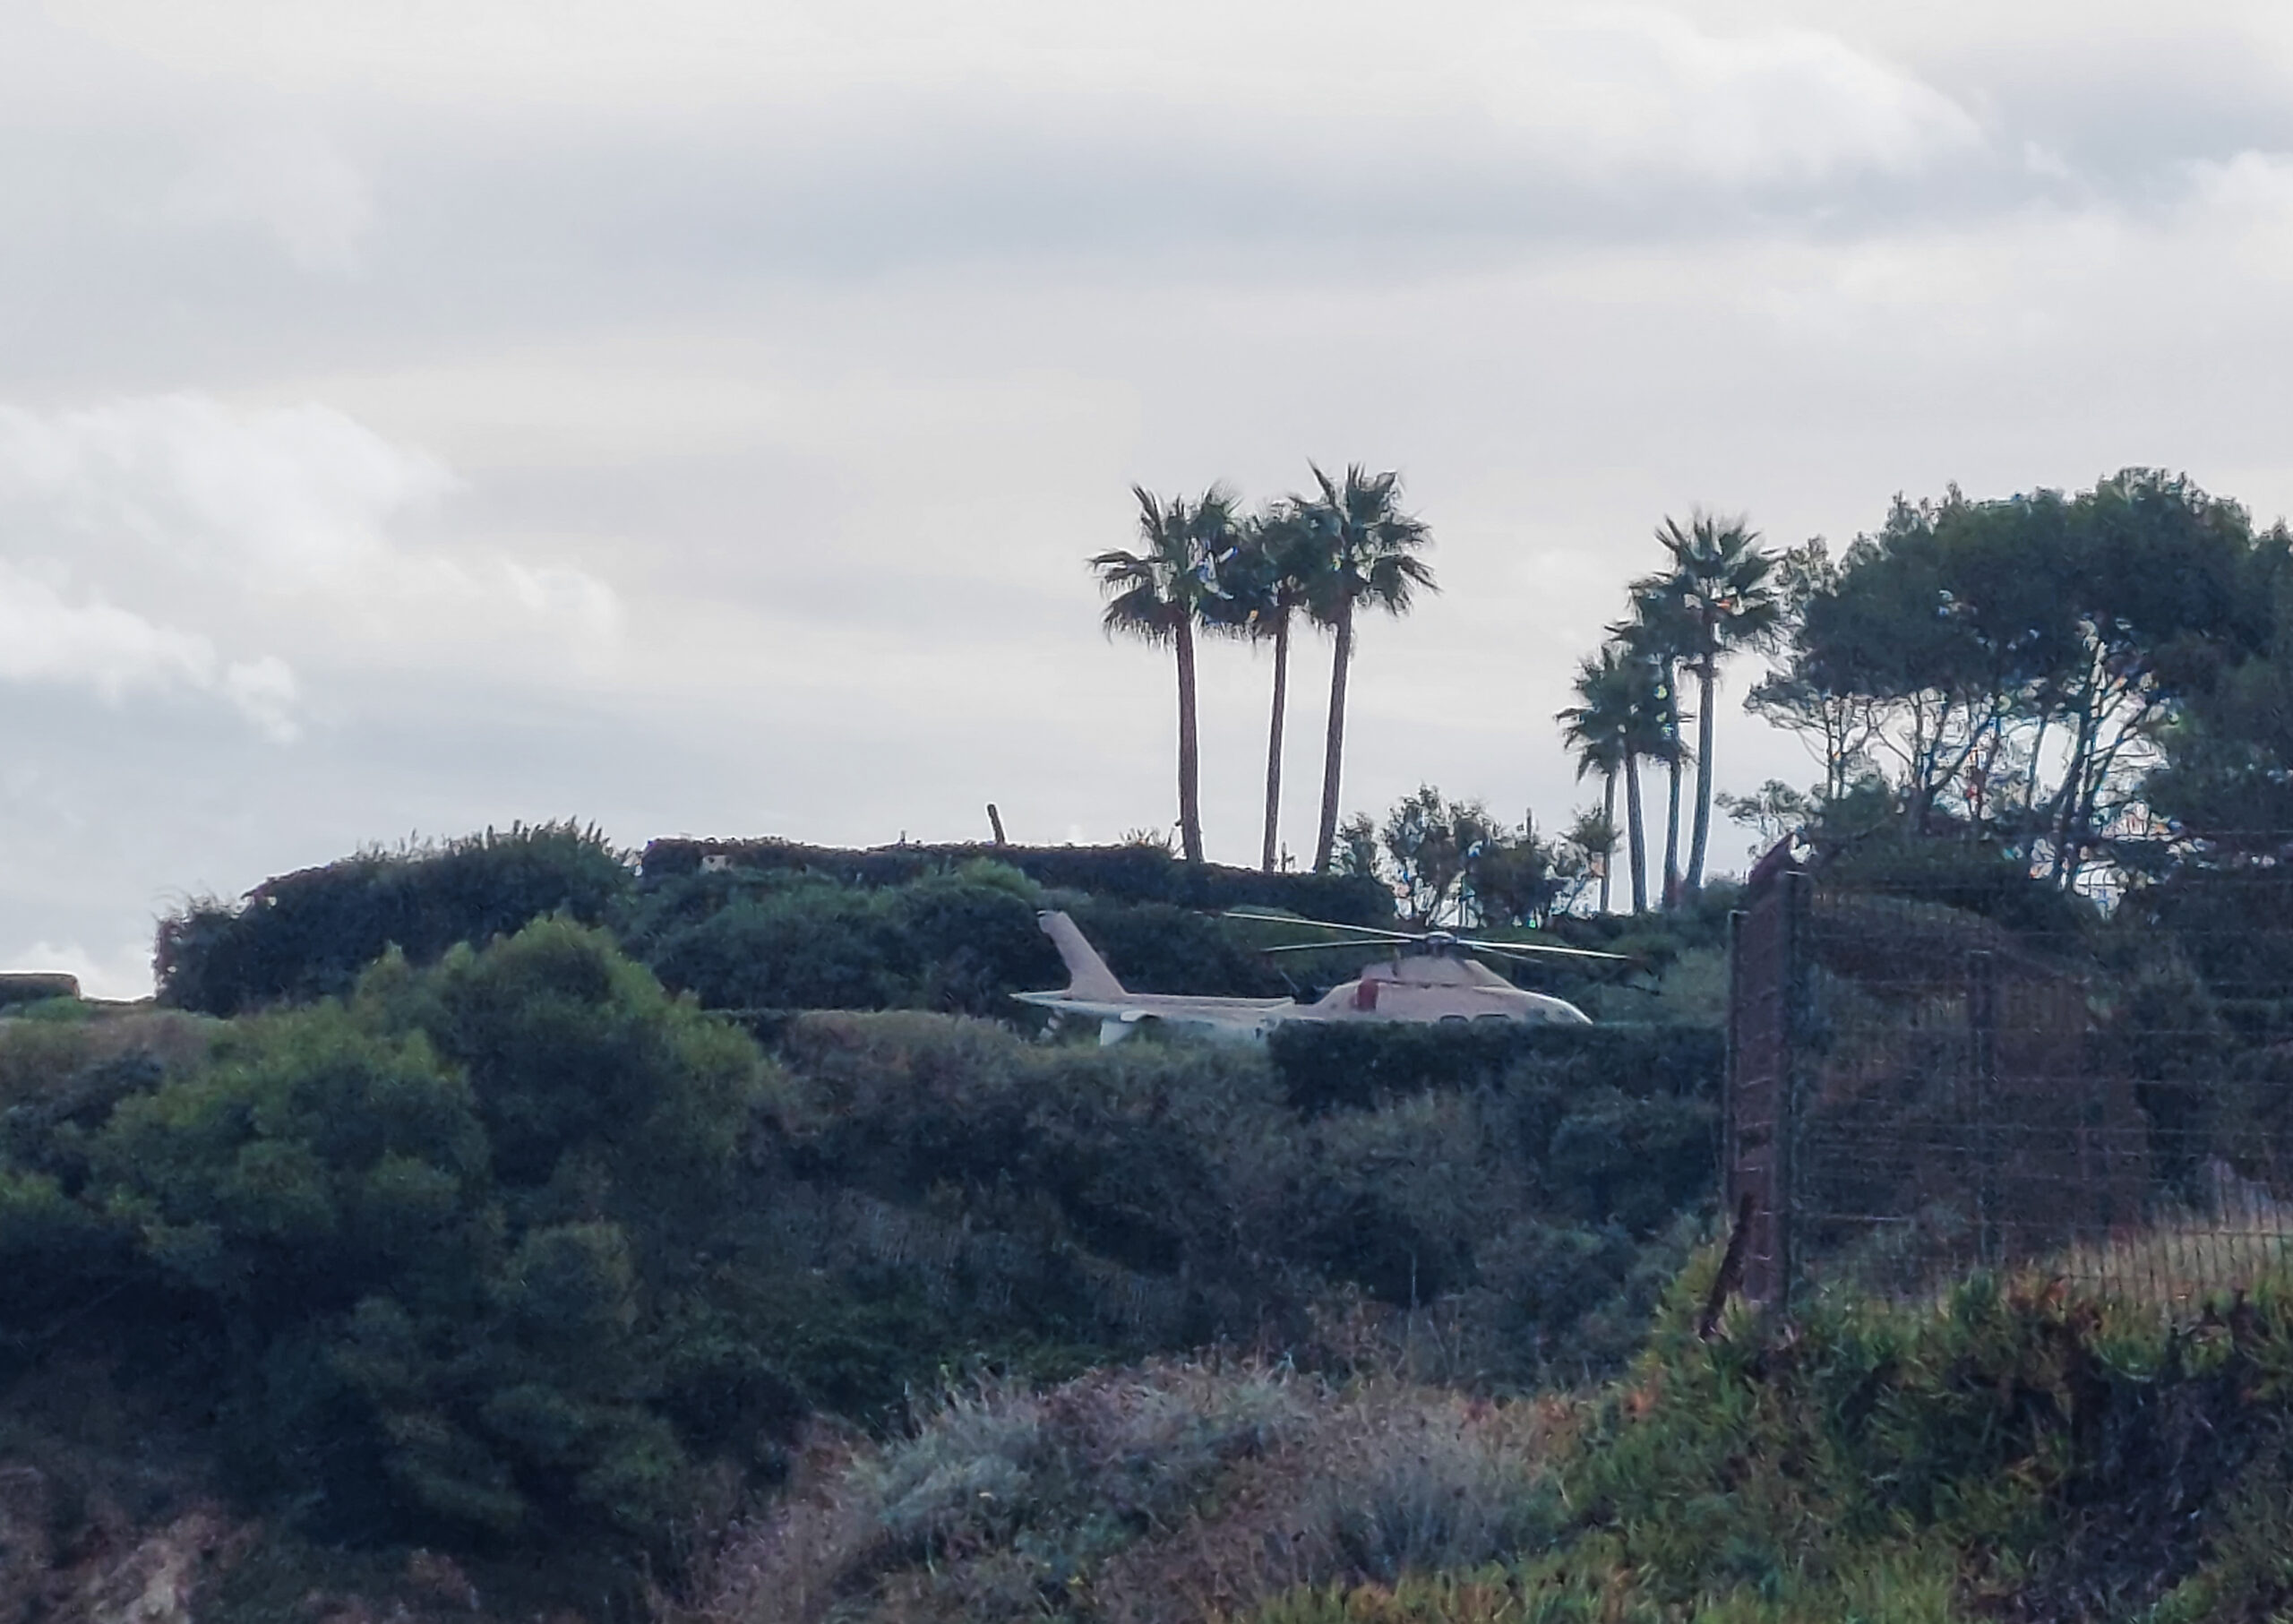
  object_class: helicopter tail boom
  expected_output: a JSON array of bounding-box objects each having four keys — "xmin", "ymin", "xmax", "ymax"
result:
[{"xmin": 1036, "ymin": 910, "xmax": 1128, "ymax": 1001}]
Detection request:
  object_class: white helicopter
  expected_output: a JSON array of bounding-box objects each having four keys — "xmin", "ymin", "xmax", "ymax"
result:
[{"xmin": 1012, "ymin": 908, "xmax": 1627, "ymax": 1045}]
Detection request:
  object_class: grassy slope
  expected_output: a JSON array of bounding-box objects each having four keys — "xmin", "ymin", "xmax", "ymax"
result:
[{"xmin": 683, "ymin": 1252, "xmax": 2293, "ymax": 1624}]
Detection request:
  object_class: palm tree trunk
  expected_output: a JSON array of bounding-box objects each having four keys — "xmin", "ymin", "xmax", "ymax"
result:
[
  {"xmin": 1313, "ymin": 603, "xmax": 1354, "ymax": 872},
  {"xmin": 1687, "ymin": 651, "xmax": 1718, "ymax": 902},
  {"xmin": 1600, "ymin": 769, "xmax": 1616, "ymax": 915},
  {"xmin": 1663, "ymin": 723, "xmax": 1683, "ymax": 912},
  {"xmin": 1624, "ymin": 752, "xmax": 1647, "ymax": 915},
  {"xmin": 1261, "ymin": 611, "xmax": 1289, "ymax": 872},
  {"xmin": 1175, "ymin": 619, "xmax": 1205, "ymax": 864}
]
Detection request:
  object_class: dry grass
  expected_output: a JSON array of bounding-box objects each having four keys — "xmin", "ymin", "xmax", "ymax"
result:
[
  {"xmin": 2047, "ymin": 1213, "xmax": 2293, "ymax": 1314},
  {"xmin": 682, "ymin": 1360, "xmax": 1310, "ymax": 1624},
  {"xmin": 675, "ymin": 1365, "xmax": 1561, "ymax": 1624},
  {"xmin": 1090, "ymin": 1384, "xmax": 1560, "ymax": 1624}
]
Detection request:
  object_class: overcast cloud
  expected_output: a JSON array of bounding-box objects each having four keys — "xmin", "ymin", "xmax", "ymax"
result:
[{"xmin": 10, "ymin": 1, "xmax": 2293, "ymax": 995}]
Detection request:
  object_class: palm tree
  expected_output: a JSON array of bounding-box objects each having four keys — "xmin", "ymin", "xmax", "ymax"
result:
[
  {"xmin": 1612, "ymin": 589, "xmax": 1698, "ymax": 909},
  {"xmin": 1295, "ymin": 465, "xmax": 1437, "ymax": 872},
  {"xmin": 1204, "ymin": 504, "xmax": 1323, "ymax": 872},
  {"xmin": 1647, "ymin": 512, "xmax": 1782, "ymax": 901},
  {"xmin": 1558, "ymin": 647, "xmax": 1629, "ymax": 913},
  {"xmin": 1091, "ymin": 485, "xmax": 1240, "ymax": 864},
  {"xmin": 1559, "ymin": 641, "xmax": 1676, "ymax": 914},
  {"xmin": 1616, "ymin": 650, "xmax": 1678, "ymax": 915}
]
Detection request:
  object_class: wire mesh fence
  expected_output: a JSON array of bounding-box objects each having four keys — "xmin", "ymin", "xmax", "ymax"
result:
[{"xmin": 1724, "ymin": 854, "xmax": 2293, "ymax": 1313}]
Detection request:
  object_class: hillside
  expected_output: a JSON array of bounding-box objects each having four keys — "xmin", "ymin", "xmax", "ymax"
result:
[
  {"xmin": 21, "ymin": 829, "xmax": 2282, "ymax": 1622},
  {"xmin": 0, "ymin": 916, "xmax": 1719, "ymax": 1623}
]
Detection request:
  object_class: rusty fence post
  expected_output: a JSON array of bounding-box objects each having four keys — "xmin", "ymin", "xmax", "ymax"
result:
[
  {"xmin": 1724, "ymin": 907, "xmax": 1745, "ymax": 1202},
  {"xmin": 1968, "ymin": 949, "xmax": 1999, "ymax": 1270},
  {"xmin": 1778, "ymin": 867, "xmax": 1811, "ymax": 1315}
]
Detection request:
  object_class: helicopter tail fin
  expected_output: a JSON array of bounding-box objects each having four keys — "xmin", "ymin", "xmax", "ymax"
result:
[{"xmin": 1037, "ymin": 910, "xmax": 1126, "ymax": 1000}]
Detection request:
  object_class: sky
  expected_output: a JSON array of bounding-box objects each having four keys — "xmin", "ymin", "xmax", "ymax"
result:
[{"xmin": 11, "ymin": 0, "xmax": 2293, "ymax": 997}]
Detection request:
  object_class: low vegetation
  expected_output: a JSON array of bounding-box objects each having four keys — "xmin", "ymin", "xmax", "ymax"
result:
[
  {"xmin": 1, "ymin": 922, "xmax": 1718, "ymax": 1616},
  {"xmin": 680, "ymin": 1256, "xmax": 2293, "ymax": 1624}
]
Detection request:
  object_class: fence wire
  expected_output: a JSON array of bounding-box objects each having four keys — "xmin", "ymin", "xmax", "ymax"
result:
[{"xmin": 1726, "ymin": 861, "xmax": 2293, "ymax": 1312}]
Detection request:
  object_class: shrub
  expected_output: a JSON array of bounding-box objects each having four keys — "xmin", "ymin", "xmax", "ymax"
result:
[
  {"xmin": 1267, "ymin": 1022, "xmax": 1722, "ymax": 1114},
  {"xmin": 766, "ymin": 1012, "xmax": 1302, "ymax": 1324},
  {"xmin": 1305, "ymin": 1388, "xmax": 1559, "ymax": 1587},
  {"xmin": 691, "ymin": 1361, "xmax": 1313, "ymax": 1624},
  {"xmin": 685, "ymin": 1371, "xmax": 1565, "ymax": 1624},
  {"xmin": 67, "ymin": 923, "xmax": 774, "ymax": 1560},
  {"xmin": 640, "ymin": 864, "xmax": 1065, "ymax": 1016},
  {"xmin": 0, "ymin": 1012, "xmax": 214, "ymax": 1331},
  {"xmin": 156, "ymin": 822, "xmax": 633, "ymax": 1016},
  {"xmin": 755, "ymin": 1012, "xmax": 1716, "ymax": 1383}
]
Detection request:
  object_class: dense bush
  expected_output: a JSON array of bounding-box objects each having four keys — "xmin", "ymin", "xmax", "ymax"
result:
[
  {"xmin": 156, "ymin": 822, "xmax": 632, "ymax": 1016},
  {"xmin": 99, "ymin": 924, "xmax": 768, "ymax": 1553},
  {"xmin": 639, "ymin": 838, "xmax": 1394, "ymax": 924},
  {"xmin": 635, "ymin": 863, "xmax": 1063, "ymax": 1015},
  {"xmin": 758, "ymin": 1012, "xmax": 1716, "ymax": 1371},
  {"xmin": 1267, "ymin": 1019, "xmax": 1722, "ymax": 1113},
  {"xmin": 3, "ymin": 924, "xmax": 784, "ymax": 1569},
  {"xmin": 759, "ymin": 1012, "xmax": 1303, "ymax": 1344}
]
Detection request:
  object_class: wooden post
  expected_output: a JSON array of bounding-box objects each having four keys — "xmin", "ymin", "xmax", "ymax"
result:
[{"xmin": 987, "ymin": 803, "xmax": 1008, "ymax": 846}]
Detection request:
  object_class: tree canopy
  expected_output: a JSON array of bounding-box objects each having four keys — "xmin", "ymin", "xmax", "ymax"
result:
[{"xmin": 1747, "ymin": 470, "xmax": 2284, "ymax": 889}]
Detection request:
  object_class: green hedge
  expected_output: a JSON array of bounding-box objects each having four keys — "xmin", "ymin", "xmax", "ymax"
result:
[
  {"xmin": 0, "ymin": 974, "xmax": 81, "ymax": 1009},
  {"xmin": 639, "ymin": 838, "xmax": 1394, "ymax": 925},
  {"xmin": 1267, "ymin": 1019, "xmax": 1724, "ymax": 1113},
  {"xmin": 155, "ymin": 824, "xmax": 633, "ymax": 1016}
]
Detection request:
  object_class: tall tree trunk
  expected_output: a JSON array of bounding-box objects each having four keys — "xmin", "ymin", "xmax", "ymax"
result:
[
  {"xmin": 1687, "ymin": 651, "xmax": 1718, "ymax": 902},
  {"xmin": 1624, "ymin": 752, "xmax": 1648, "ymax": 915},
  {"xmin": 1662, "ymin": 675, "xmax": 1683, "ymax": 912},
  {"xmin": 1175, "ymin": 620, "xmax": 1205, "ymax": 864},
  {"xmin": 1312, "ymin": 603, "xmax": 1355, "ymax": 872},
  {"xmin": 1261, "ymin": 611, "xmax": 1290, "ymax": 872},
  {"xmin": 2053, "ymin": 661, "xmax": 2103, "ymax": 889},
  {"xmin": 1600, "ymin": 769, "xmax": 1616, "ymax": 915}
]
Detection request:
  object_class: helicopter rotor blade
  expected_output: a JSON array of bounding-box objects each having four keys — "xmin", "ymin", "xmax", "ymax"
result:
[
  {"xmin": 1223, "ymin": 909, "xmax": 1636, "ymax": 966},
  {"xmin": 1452, "ymin": 937, "xmax": 1633, "ymax": 963},
  {"xmin": 1465, "ymin": 942, "xmax": 1635, "ymax": 969},
  {"xmin": 1221, "ymin": 909, "xmax": 1425, "ymax": 944}
]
